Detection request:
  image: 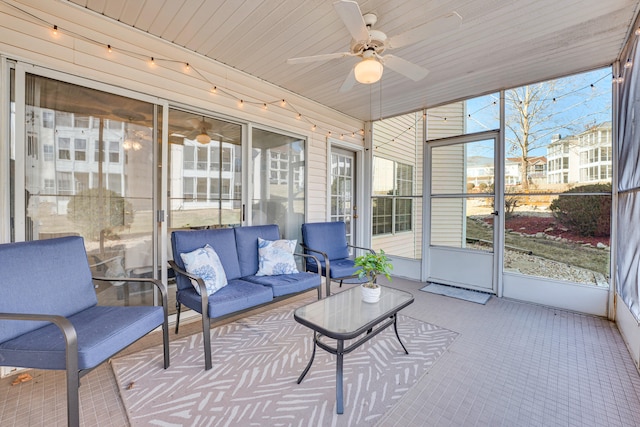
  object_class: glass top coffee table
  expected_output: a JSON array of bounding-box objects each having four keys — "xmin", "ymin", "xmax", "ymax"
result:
[{"xmin": 294, "ymin": 285, "xmax": 414, "ymax": 414}]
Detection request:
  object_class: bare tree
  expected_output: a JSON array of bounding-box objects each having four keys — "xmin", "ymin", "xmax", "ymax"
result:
[{"xmin": 504, "ymin": 76, "xmax": 608, "ymax": 191}]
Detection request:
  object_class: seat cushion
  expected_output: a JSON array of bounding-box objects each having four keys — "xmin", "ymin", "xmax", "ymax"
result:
[
  {"xmin": 243, "ymin": 272, "xmax": 321, "ymax": 297},
  {"xmin": 234, "ymin": 225, "xmax": 280, "ymax": 277},
  {"xmin": 0, "ymin": 236, "xmax": 97, "ymax": 343},
  {"xmin": 306, "ymin": 257, "xmax": 360, "ymax": 280},
  {"xmin": 301, "ymin": 222, "xmax": 350, "ymax": 261},
  {"xmin": 0, "ymin": 305, "xmax": 164, "ymax": 370},
  {"xmin": 177, "ymin": 279, "xmax": 273, "ymax": 318}
]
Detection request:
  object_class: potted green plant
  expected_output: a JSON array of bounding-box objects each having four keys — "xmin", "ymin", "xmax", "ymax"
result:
[{"xmin": 354, "ymin": 250, "xmax": 393, "ymax": 303}]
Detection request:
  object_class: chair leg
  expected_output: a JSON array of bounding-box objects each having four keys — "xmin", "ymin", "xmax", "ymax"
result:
[
  {"xmin": 202, "ymin": 312, "xmax": 212, "ymax": 370},
  {"xmin": 175, "ymin": 301, "xmax": 181, "ymax": 334},
  {"xmin": 66, "ymin": 365, "xmax": 80, "ymax": 427},
  {"xmin": 162, "ymin": 315, "xmax": 170, "ymax": 370}
]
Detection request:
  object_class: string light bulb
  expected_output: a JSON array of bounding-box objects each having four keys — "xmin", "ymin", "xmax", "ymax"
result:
[
  {"xmin": 210, "ymin": 86, "xmax": 217, "ymax": 93},
  {"xmin": 296, "ymin": 113, "xmax": 302, "ymax": 120},
  {"xmin": 625, "ymin": 59, "xmax": 633, "ymax": 69},
  {"xmin": 107, "ymin": 44, "xmax": 112, "ymax": 53},
  {"xmin": 312, "ymin": 124, "xmax": 317, "ymax": 131},
  {"xmin": 281, "ymin": 99, "xmax": 286, "ymax": 107},
  {"xmin": 185, "ymin": 62, "xmax": 190, "ymax": 71},
  {"xmin": 635, "ymin": 27, "xmax": 640, "ymax": 36},
  {"xmin": 150, "ymin": 57, "xmax": 155, "ymax": 66},
  {"xmin": 262, "ymin": 103, "xmax": 268, "ymax": 110},
  {"xmin": 52, "ymin": 25, "xmax": 58, "ymax": 36}
]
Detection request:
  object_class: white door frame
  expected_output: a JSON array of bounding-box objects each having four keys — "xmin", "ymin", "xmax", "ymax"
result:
[
  {"xmin": 425, "ymin": 130, "xmax": 501, "ymax": 294},
  {"xmin": 327, "ymin": 138, "xmax": 366, "ymax": 247}
]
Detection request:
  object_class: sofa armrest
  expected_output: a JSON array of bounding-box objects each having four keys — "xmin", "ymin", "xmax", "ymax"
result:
[{"xmin": 167, "ymin": 260, "xmax": 209, "ymax": 299}]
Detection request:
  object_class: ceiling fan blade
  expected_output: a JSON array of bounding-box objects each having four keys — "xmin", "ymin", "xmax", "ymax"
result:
[
  {"xmin": 339, "ymin": 65, "xmax": 357, "ymax": 92},
  {"xmin": 287, "ymin": 51, "xmax": 353, "ymax": 64},
  {"xmin": 387, "ymin": 12, "xmax": 462, "ymax": 49},
  {"xmin": 333, "ymin": 0, "xmax": 369, "ymax": 42},
  {"xmin": 184, "ymin": 130, "xmax": 199, "ymax": 140},
  {"xmin": 382, "ymin": 55, "xmax": 429, "ymax": 81}
]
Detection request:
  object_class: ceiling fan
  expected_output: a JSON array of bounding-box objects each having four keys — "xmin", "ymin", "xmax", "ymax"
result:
[
  {"xmin": 186, "ymin": 117, "xmax": 212, "ymax": 144},
  {"xmin": 287, "ymin": 0, "xmax": 462, "ymax": 92}
]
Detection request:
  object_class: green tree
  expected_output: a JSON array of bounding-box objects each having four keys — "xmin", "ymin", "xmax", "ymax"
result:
[{"xmin": 67, "ymin": 188, "xmax": 133, "ymax": 241}]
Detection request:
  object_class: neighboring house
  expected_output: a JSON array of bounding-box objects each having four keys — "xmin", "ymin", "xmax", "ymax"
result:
[{"xmin": 546, "ymin": 122, "xmax": 612, "ymax": 185}]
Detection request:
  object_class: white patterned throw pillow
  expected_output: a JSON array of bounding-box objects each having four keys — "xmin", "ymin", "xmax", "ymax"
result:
[
  {"xmin": 180, "ymin": 244, "xmax": 228, "ymax": 295},
  {"xmin": 256, "ymin": 237, "xmax": 299, "ymax": 276}
]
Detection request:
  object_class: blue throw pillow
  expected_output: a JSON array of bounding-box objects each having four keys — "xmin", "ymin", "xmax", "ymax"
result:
[
  {"xmin": 180, "ymin": 244, "xmax": 228, "ymax": 295},
  {"xmin": 256, "ymin": 238, "xmax": 299, "ymax": 276}
]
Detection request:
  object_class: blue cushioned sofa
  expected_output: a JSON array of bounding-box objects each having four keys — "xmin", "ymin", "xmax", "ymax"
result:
[
  {"xmin": 170, "ymin": 224, "xmax": 322, "ymax": 370},
  {"xmin": 0, "ymin": 236, "xmax": 170, "ymax": 427}
]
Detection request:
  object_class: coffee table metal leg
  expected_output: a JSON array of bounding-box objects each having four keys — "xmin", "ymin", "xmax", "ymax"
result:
[
  {"xmin": 297, "ymin": 333, "xmax": 318, "ymax": 384},
  {"xmin": 393, "ymin": 314, "xmax": 409, "ymax": 355},
  {"xmin": 336, "ymin": 339, "xmax": 344, "ymax": 414}
]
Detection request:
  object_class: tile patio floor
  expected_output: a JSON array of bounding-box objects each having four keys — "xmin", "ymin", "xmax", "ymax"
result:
[{"xmin": 2, "ymin": 277, "xmax": 640, "ymax": 426}]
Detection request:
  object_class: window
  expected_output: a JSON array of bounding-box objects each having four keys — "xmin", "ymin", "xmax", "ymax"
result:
[
  {"xmin": 58, "ymin": 137, "xmax": 71, "ymax": 160},
  {"xmin": 74, "ymin": 138, "xmax": 86, "ymax": 161},
  {"xmin": 56, "ymin": 172, "xmax": 72, "ymax": 195},
  {"xmin": 196, "ymin": 146, "xmax": 207, "ymax": 170},
  {"xmin": 372, "ymin": 198, "xmax": 393, "ymax": 235},
  {"xmin": 44, "ymin": 179, "xmax": 55, "ymax": 193},
  {"xmin": 184, "ymin": 145, "xmax": 195, "ymax": 170},
  {"xmin": 108, "ymin": 141, "xmax": 119, "ymax": 163},
  {"xmin": 74, "ymin": 115, "xmax": 90, "ymax": 128},
  {"xmin": 372, "ymin": 157, "xmax": 414, "ymax": 235},
  {"xmin": 42, "ymin": 111, "xmax": 54, "ymax": 128},
  {"xmin": 55, "ymin": 111, "xmax": 72, "ymax": 127},
  {"xmin": 43, "ymin": 144, "xmax": 54, "ymax": 161},
  {"xmin": 27, "ymin": 133, "xmax": 38, "ymax": 158}
]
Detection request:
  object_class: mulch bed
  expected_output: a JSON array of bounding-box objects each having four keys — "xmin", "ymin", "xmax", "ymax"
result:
[{"xmin": 486, "ymin": 215, "xmax": 609, "ymax": 247}]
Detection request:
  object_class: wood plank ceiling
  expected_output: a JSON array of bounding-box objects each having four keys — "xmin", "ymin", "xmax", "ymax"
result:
[{"xmin": 64, "ymin": 0, "xmax": 639, "ymax": 121}]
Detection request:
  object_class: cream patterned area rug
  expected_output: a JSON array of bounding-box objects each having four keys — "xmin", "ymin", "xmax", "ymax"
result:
[{"xmin": 111, "ymin": 297, "xmax": 458, "ymax": 426}]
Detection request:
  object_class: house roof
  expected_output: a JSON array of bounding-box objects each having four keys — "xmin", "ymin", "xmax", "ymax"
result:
[{"xmin": 59, "ymin": 0, "xmax": 640, "ymax": 122}]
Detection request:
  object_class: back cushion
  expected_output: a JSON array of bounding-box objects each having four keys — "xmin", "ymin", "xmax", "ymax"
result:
[
  {"xmin": 0, "ymin": 236, "xmax": 97, "ymax": 343},
  {"xmin": 301, "ymin": 221, "xmax": 350, "ymax": 261},
  {"xmin": 234, "ymin": 225, "xmax": 280, "ymax": 277},
  {"xmin": 171, "ymin": 229, "xmax": 242, "ymax": 291}
]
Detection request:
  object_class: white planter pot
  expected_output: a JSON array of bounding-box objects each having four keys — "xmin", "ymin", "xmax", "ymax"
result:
[{"xmin": 361, "ymin": 283, "xmax": 381, "ymax": 303}]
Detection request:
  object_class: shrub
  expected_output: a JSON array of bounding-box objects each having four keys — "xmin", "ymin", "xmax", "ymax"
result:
[
  {"xmin": 549, "ymin": 183, "xmax": 611, "ymax": 237},
  {"xmin": 67, "ymin": 188, "xmax": 133, "ymax": 241}
]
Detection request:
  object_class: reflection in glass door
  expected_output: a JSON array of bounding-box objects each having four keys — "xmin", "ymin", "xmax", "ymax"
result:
[
  {"xmin": 21, "ymin": 72, "xmax": 158, "ymax": 306},
  {"xmin": 251, "ymin": 128, "xmax": 306, "ymax": 242},
  {"xmin": 428, "ymin": 131, "xmax": 499, "ymax": 293},
  {"xmin": 330, "ymin": 149, "xmax": 355, "ymax": 245}
]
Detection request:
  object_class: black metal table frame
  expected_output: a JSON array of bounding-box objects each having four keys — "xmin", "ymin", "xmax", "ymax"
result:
[{"xmin": 296, "ymin": 311, "xmax": 410, "ymax": 414}]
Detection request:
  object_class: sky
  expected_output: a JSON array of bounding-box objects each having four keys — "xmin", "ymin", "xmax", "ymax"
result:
[{"xmin": 464, "ymin": 67, "xmax": 612, "ymax": 158}]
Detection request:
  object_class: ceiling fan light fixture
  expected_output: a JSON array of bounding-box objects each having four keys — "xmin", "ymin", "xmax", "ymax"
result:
[
  {"xmin": 354, "ymin": 57, "xmax": 383, "ymax": 84},
  {"xmin": 195, "ymin": 131, "xmax": 211, "ymax": 144}
]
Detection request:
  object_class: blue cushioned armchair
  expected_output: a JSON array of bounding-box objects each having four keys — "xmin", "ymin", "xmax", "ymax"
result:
[
  {"xmin": 301, "ymin": 221, "xmax": 375, "ymax": 297},
  {"xmin": 0, "ymin": 236, "xmax": 170, "ymax": 427}
]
